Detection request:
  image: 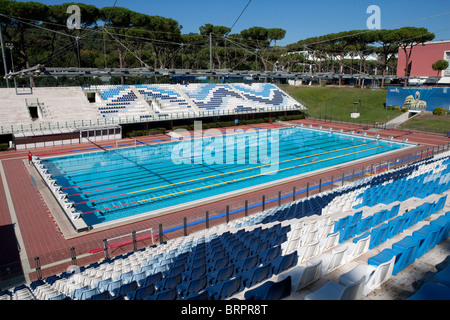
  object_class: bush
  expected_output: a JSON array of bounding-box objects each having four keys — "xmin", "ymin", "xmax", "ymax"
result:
[
  {"xmin": 0, "ymin": 143, "xmax": 8, "ymax": 152},
  {"xmin": 386, "ymin": 105, "xmax": 393, "ymax": 110},
  {"xmin": 393, "ymin": 106, "xmax": 401, "ymax": 111},
  {"xmin": 401, "ymin": 107, "xmax": 409, "ymax": 113},
  {"xmin": 433, "ymin": 107, "xmax": 447, "ymax": 115},
  {"xmin": 126, "ymin": 128, "xmax": 166, "ymax": 137}
]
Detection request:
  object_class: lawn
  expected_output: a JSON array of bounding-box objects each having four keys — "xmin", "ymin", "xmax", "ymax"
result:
[
  {"xmin": 399, "ymin": 113, "xmax": 450, "ymax": 135},
  {"xmin": 279, "ymin": 85, "xmax": 402, "ymax": 125}
]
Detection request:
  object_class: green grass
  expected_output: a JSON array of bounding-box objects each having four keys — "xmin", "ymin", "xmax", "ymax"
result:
[
  {"xmin": 280, "ymin": 85, "xmax": 402, "ymax": 125},
  {"xmin": 399, "ymin": 113, "xmax": 450, "ymax": 135}
]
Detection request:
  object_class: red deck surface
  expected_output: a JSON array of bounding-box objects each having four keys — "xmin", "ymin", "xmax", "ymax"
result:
[{"xmin": 0, "ymin": 120, "xmax": 448, "ymax": 281}]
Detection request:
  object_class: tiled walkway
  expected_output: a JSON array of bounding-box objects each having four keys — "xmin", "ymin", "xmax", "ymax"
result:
[{"xmin": 0, "ymin": 120, "xmax": 448, "ymax": 283}]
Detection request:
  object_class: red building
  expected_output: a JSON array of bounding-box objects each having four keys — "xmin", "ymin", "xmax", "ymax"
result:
[{"xmin": 397, "ymin": 40, "xmax": 450, "ymax": 77}]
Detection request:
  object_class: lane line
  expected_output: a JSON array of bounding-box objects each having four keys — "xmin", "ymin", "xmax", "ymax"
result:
[{"xmin": 81, "ymin": 143, "xmax": 394, "ymax": 215}]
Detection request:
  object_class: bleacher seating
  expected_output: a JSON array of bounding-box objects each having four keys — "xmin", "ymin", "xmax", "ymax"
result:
[
  {"xmin": 3, "ymin": 151, "xmax": 450, "ymax": 300},
  {"xmin": 136, "ymin": 84, "xmax": 194, "ymax": 114},
  {"xmin": 232, "ymin": 83, "xmax": 304, "ymax": 109},
  {"xmin": 0, "ymin": 83, "xmax": 306, "ymax": 134},
  {"xmin": 90, "ymin": 85, "xmax": 153, "ymax": 119},
  {"xmin": 135, "ymin": 83, "xmax": 306, "ymax": 114}
]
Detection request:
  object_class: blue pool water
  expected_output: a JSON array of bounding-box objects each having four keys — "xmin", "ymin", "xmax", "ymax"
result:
[{"xmin": 42, "ymin": 127, "xmax": 410, "ymax": 226}]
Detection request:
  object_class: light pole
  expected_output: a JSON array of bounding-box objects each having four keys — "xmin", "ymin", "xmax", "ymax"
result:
[
  {"xmin": 0, "ymin": 26, "xmax": 9, "ymax": 88},
  {"xmin": 6, "ymin": 43, "xmax": 14, "ymax": 72}
]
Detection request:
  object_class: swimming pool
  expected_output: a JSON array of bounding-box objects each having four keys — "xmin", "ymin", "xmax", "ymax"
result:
[{"xmin": 41, "ymin": 127, "xmax": 411, "ymax": 226}]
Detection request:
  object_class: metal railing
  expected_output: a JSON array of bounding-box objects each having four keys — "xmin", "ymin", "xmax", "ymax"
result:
[{"xmin": 0, "ymin": 104, "xmax": 306, "ymax": 135}]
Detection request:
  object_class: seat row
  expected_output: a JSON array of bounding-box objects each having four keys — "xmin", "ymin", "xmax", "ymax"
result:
[{"xmin": 243, "ymin": 200, "xmax": 450, "ymax": 300}]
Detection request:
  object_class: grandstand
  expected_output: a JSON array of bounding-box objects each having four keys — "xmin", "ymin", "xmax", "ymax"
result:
[
  {"xmin": 1, "ymin": 118, "xmax": 449, "ymax": 301},
  {"xmin": 0, "ymin": 83, "xmax": 306, "ymax": 137}
]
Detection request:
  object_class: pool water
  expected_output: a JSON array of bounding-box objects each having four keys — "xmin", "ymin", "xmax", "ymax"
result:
[{"xmin": 42, "ymin": 127, "xmax": 410, "ymax": 226}]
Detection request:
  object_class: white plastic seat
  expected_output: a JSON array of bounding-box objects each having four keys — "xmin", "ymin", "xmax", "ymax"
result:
[
  {"xmin": 300, "ymin": 229, "xmax": 319, "ymax": 246},
  {"xmin": 344, "ymin": 234, "xmax": 371, "ymax": 261},
  {"xmin": 297, "ymin": 239, "xmax": 320, "ymax": 263},
  {"xmin": 278, "ymin": 259, "xmax": 322, "ymax": 293},
  {"xmin": 304, "ymin": 275, "xmax": 366, "ymax": 300},
  {"xmin": 339, "ymin": 256, "xmax": 395, "ymax": 296},
  {"xmin": 282, "ymin": 236, "xmax": 301, "ymax": 255},
  {"xmin": 310, "ymin": 245, "xmax": 348, "ymax": 275},
  {"xmin": 318, "ymin": 222, "xmax": 334, "ymax": 238},
  {"xmin": 318, "ymin": 231, "xmax": 340, "ymax": 252}
]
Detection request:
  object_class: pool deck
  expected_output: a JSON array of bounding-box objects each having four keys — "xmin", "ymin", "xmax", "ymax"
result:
[{"xmin": 0, "ymin": 119, "xmax": 448, "ymax": 287}]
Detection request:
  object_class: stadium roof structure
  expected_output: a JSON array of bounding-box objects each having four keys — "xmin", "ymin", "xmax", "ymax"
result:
[{"xmin": 6, "ymin": 65, "xmax": 405, "ymax": 82}]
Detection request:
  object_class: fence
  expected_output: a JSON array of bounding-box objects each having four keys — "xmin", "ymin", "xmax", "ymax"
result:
[
  {"xmin": 0, "ymin": 104, "xmax": 306, "ymax": 135},
  {"xmin": 1, "ymin": 131, "xmax": 449, "ymax": 289}
]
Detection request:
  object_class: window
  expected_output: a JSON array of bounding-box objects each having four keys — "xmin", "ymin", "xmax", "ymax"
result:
[{"xmin": 445, "ymin": 52, "xmax": 450, "ymax": 77}]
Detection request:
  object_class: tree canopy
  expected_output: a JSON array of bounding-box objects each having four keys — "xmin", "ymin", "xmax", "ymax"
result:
[{"xmin": 0, "ymin": 0, "xmax": 438, "ymax": 86}]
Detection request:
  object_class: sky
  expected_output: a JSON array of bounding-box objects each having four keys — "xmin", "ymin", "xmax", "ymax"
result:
[{"xmin": 17, "ymin": 0, "xmax": 450, "ymax": 46}]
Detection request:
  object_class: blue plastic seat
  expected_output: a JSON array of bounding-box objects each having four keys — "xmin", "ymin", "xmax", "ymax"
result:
[
  {"xmin": 434, "ymin": 265, "xmax": 450, "ymax": 288},
  {"xmin": 163, "ymin": 264, "xmax": 185, "ymax": 278},
  {"xmin": 230, "ymin": 248, "xmax": 250, "ymax": 263},
  {"xmin": 182, "ymin": 264, "xmax": 206, "ymax": 282},
  {"xmin": 105, "ymin": 279, "xmax": 122, "ymax": 296},
  {"xmin": 71, "ymin": 285, "xmax": 90, "ymax": 300},
  {"xmin": 407, "ymin": 283, "xmax": 450, "ymax": 300},
  {"xmin": 413, "ymin": 224, "xmax": 442, "ymax": 258},
  {"xmin": 207, "ymin": 249, "xmax": 226, "ymax": 263},
  {"xmin": 87, "ymin": 291, "xmax": 111, "ymax": 300},
  {"xmin": 235, "ymin": 255, "xmax": 259, "ymax": 274},
  {"xmin": 369, "ymin": 242, "xmax": 418, "ymax": 276},
  {"xmin": 351, "ymin": 211, "xmax": 363, "ymax": 224},
  {"xmin": 355, "ymin": 216, "xmax": 373, "ymax": 235},
  {"xmin": 112, "ymin": 280, "xmax": 138, "ymax": 298},
  {"xmin": 177, "ymin": 275, "xmax": 208, "ymax": 298},
  {"xmin": 184, "ymin": 290, "xmax": 209, "ymax": 300},
  {"xmin": 270, "ymin": 251, "xmax": 298, "ymax": 275},
  {"xmin": 139, "ymin": 272, "xmax": 162, "ymax": 287},
  {"xmin": 250, "ymin": 240, "xmax": 269, "ymax": 256},
  {"xmin": 334, "ymin": 216, "xmax": 351, "ymax": 232},
  {"xmin": 339, "ymin": 223, "xmax": 358, "ymax": 243},
  {"xmin": 79, "ymin": 287, "xmax": 100, "ymax": 300},
  {"xmin": 144, "ymin": 287, "xmax": 178, "ymax": 300},
  {"xmin": 126, "ymin": 284, "xmax": 155, "ymax": 300},
  {"xmin": 49, "ymin": 293, "xmax": 70, "ymax": 300},
  {"xmin": 241, "ymin": 263, "xmax": 272, "ymax": 288},
  {"xmin": 187, "ymin": 256, "xmax": 206, "ymax": 269},
  {"xmin": 207, "ymin": 276, "xmax": 242, "ymax": 300},
  {"xmin": 244, "ymin": 276, "xmax": 291, "ymax": 300},
  {"xmin": 119, "ymin": 270, "xmax": 134, "ymax": 284},
  {"xmin": 387, "ymin": 216, "xmax": 406, "ymax": 239},
  {"xmin": 208, "ymin": 264, "xmax": 235, "ymax": 285},
  {"xmin": 402, "ymin": 209, "xmax": 420, "ymax": 230},
  {"xmin": 371, "ymin": 210, "xmax": 387, "ymax": 227},
  {"xmin": 368, "ymin": 224, "xmax": 390, "ymax": 249},
  {"xmin": 154, "ymin": 274, "xmax": 181, "ymax": 292},
  {"xmin": 430, "ymin": 214, "xmax": 450, "ymax": 243},
  {"xmin": 207, "ymin": 256, "xmax": 230, "ymax": 272},
  {"xmin": 260, "ymin": 245, "xmax": 281, "ymax": 264},
  {"xmin": 95, "ymin": 277, "xmax": 112, "ymax": 292}
]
